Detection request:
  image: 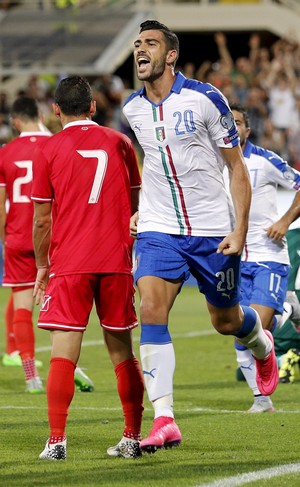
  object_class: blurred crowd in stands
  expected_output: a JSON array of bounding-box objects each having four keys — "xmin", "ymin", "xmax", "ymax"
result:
[
  {"xmin": 1, "ymin": 32, "xmax": 300, "ymax": 167},
  {"xmin": 0, "ymin": 1, "xmax": 80, "ymax": 10},
  {"xmin": 181, "ymin": 33, "xmax": 300, "ymax": 168}
]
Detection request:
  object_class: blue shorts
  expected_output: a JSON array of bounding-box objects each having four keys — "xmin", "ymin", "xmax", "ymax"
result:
[
  {"xmin": 135, "ymin": 231, "xmax": 241, "ymax": 308},
  {"xmin": 240, "ymin": 261, "xmax": 289, "ymax": 314}
]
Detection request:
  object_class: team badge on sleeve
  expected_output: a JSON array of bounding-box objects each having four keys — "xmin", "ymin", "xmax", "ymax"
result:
[
  {"xmin": 223, "ymin": 133, "xmax": 238, "ymax": 145},
  {"xmin": 220, "ymin": 111, "xmax": 235, "ymax": 130},
  {"xmin": 283, "ymin": 166, "xmax": 296, "ymax": 181}
]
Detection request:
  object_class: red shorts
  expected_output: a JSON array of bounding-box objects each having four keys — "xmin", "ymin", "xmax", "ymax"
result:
[
  {"xmin": 37, "ymin": 273, "xmax": 138, "ymax": 332},
  {"xmin": 3, "ymin": 247, "xmax": 36, "ymax": 288}
]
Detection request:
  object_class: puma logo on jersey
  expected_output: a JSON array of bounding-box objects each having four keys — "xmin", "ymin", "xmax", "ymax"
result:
[{"xmin": 222, "ymin": 292, "xmax": 231, "ymax": 299}]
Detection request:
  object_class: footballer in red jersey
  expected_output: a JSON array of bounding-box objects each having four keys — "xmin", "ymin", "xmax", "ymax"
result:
[
  {"xmin": 33, "ymin": 76, "xmax": 144, "ymax": 461},
  {"xmin": 32, "ymin": 120, "xmax": 141, "ymax": 277},
  {"xmin": 0, "ymin": 127, "xmax": 50, "ymax": 284},
  {"xmin": 0, "ymin": 96, "xmax": 50, "ymax": 393}
]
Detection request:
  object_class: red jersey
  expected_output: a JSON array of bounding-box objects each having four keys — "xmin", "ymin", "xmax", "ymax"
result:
[
  {"xmin": 31, "ymin": 120, "xmax": 141, "ymax": 276},
  {"xmin": 0, "ymin": 132, "xmax": 51, "ymax": 251}
]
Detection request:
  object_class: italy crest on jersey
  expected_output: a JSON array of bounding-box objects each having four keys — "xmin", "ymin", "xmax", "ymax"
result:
[{"xmin": 155, "ymin": 126, "xmax": 166, "ymax": 142}]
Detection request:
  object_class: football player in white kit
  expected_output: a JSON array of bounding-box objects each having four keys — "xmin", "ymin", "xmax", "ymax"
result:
[
  {"xmin": 123, "ymin": 20, "xmax": 279, "ymax": 453},
  {"xmin": 230, "ymin": 104, "xmax": 300, "ymax": 413}
]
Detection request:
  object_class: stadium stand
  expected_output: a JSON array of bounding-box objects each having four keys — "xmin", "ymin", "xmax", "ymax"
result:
[
  {"xmin": 1, "ymin": 0, "xmax": 300, "ymax": 166},
  {"xmin": 1, "ymin": 1, "xmax": 300, "ymax": 77},
  {"xmin": 0, "ymin": 1, "xmax": 141, "ymax": 74}
]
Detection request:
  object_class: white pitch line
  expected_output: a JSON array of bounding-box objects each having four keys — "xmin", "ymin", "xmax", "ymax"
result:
[
  {"xmin": 1, "ymin": 403, "xmax": 299, "ymax": 486},
  {"xmin": 34, "ymin": 329, "xmax": 216, "ymax": 353},
  {"xmin": 197, "ymin": 463, "xmax": 300, "ymax": 487},
  {"xmin": 0, "ymin": 405, "xmax": 121, "ymax": 411},
  {"xmin": 2, "ymin": 327, "xmax": 299, "ymax": 486},
  {"xmin": 1, "ymin": 405, "xmax": 300, "ymax": 414}
]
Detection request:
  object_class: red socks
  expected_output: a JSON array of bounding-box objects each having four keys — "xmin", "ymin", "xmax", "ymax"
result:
[
  {"xmin": 13, "ymin": 308, "xmax": 37, "ymax": 380},
  {"xmin": 47, "ymin": 357, "xmax": 76, "ymax": 439},
  {"xmin": 46, "ymin": 357, "xmax": 143, "ymax": 442},
  {"xmin": 13, "ymin": 308, "xmax": 34, "ymax": 359},
  {"xmin": 114, "ymin": 357, "xmax": 144, "ymax": 440},
  {"xmin": 5, "ymin": 293, "xmax": 15, "ymax": 354}
]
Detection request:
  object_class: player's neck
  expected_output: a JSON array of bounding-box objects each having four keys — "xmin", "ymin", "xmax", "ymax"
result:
[
  {"xmin": 60, "ymin": 115, "xmax": 91, "ymax": 128},
  {"xmin": 19, "ymin": 121, "xmax": 42, "ymax": 132},
  {"xmin": 144, "ymin": 71, "xmax": 176, "ymax": 104}
]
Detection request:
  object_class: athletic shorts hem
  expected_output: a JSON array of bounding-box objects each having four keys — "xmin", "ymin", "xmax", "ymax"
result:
[
  {"xmin": 101, "ymin": 320, "xmax": 139, "ymax": 332},
  {"xmin": 242, "ymin": 299, "xmax": 284, "ymax": 315},
  {"xmin": 37, "ymin": 322, "xmax": 86, "ymax": 332},
  {"xmin": 135, "ymin": 270, "xmax": 187, "ymax": 284},
  {"xmin": 205, "ymin": 296, "xmax": 240, "ymax": 309},
  {"xmin": 2, "ymin": 281, "xmax": 35, "ymax": 287}
]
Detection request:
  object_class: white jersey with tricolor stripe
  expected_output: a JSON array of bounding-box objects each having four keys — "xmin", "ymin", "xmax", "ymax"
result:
[
  {"xmin": 241, "ymin": 141, "xmax": 300, "ymax": 264},
  {"xmin": 123, "ymin": 71, "xmax": 239, "ymax": 236},
  {"xmin": 223, "ymin": 140, "xmax": 300, "ymax": 264}
]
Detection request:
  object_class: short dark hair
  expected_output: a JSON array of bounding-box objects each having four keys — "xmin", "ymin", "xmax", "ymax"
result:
[
  {"xmin": 139, "ymin": 20, "xmax": 170, "ymax": 33},
  {"xmin": 10, "ymin": 96, "xmax": 39, "ymax": 121},
  {"xmin": 54, "ymin": 76, "xmax": 92, "ymax": 116},
  {"xmin": 139, "ymin": 19, "xmax": 179, "ymax": 60},
  {"xmin": 230, "ymin": 103, "xmax": 250, "ymax": 128}
]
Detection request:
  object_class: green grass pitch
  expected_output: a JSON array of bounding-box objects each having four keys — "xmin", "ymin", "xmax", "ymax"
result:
[{"xmin": 1, "ymin": 285, "xmax": 300, "ymax": 486}]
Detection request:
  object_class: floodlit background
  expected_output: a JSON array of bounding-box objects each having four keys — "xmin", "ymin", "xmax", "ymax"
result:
[
  {"xmin": 1, "ymin": 2, "xmax": 300, "ymax": 485},
  {"xmin": 1, "ymin": 0, "xmax": 300, "ymax": 170}
]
